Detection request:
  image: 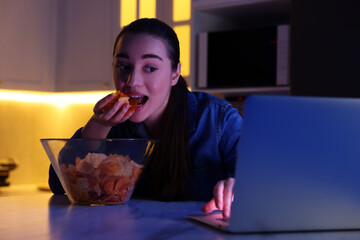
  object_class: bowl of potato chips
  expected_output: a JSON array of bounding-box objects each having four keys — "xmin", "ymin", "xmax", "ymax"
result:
[{"xmin": 41, "ymin": 138, "xmax": 155, "ymax": 205}]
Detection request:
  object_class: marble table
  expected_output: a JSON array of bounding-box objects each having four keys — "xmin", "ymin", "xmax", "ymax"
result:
[{"xmin": 1, "ymin": 186, "xmax": 360, "ymax": 240}]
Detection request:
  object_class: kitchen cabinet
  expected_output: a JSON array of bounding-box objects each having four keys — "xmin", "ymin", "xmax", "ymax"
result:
[
  {"xmin": 190, "ymin": 0, "xmax": 290, "ymax": 96},
  {"xmin": 56, "ymin": 0, "xmax": 119, "ymax": 92},
  {"xmin": 0, "ymin": 0, "xmax": 57, "ymax": 91},
  {"xmin": 0, "ymin": 0, "xmax": 119, "ymax": 92}
]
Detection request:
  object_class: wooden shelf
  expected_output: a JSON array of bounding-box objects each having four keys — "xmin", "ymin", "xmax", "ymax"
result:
[
  {"xmin": 192, "ymin": 86, "xmax": 290, "ymax": 96},
  {"xmin": 190, "ymin": 0, "xmax": 290, "ymax": 96}
]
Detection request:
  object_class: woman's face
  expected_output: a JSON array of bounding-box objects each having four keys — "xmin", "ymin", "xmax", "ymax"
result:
[{"xmin": 112, "ymin": 33, "xmax": 180, "ymax": 126}]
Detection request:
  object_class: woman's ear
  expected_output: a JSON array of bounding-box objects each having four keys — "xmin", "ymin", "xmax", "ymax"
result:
[{"xmin": 171, "ymin": 63, "xmax": 181, "ymax": 86}]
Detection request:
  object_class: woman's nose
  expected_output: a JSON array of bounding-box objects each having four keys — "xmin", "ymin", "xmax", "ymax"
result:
[{"xmin": 126, "ymin": 70, "xmax": 141, "ymax": 87}]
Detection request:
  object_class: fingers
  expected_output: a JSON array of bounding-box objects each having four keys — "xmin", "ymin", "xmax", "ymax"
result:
[
  {"xmin": 202, "ymin": 178, "xmax": 235, "ymax": 219},
  {"xmin": 92, "ymin": 94, "xmax": 133, "ymax": 126},
  {"xmin": 214, "ymin": 180, "xmax": 225, "ymax": 210},
  {"xmin": 94, "ymin": 93, "xmax": 115, "ymax": 114},
  {"xmin": 201, "ymin": 198, "xmax": 218, "ymax": 213},
  {"xmin": 222, "ymin": 178, "xmax": 235, "ymax": 219},
  {"xmin": 98, "ymin": 101, "xmax": 121, "ymax": 120}
]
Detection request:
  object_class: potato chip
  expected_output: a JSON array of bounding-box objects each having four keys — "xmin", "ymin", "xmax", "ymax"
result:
[
  {"xmin": 60, "ymin": 153, "xmax": 143, "ymax": 204},
  {"xmin": 102, "ymin": 91, "xmax": 138, "ymax": 114}
]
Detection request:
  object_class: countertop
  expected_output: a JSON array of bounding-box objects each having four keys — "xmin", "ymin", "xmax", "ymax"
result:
[{"xmin": 1, "ymin": 185, "xmax": 360, "ymax": 240}]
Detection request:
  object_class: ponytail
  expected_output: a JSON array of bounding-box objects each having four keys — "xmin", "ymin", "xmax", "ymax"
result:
[{"xmin": 151, "ymin": 76, "xmax": 190, "ymax": 201}]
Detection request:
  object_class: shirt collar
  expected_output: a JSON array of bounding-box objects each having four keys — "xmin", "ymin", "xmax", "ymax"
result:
[
  {"xmin": 128, "ymin": 121, "xmax": 151, "ymax": 138},
  {"xmin": 187, "ymin": 91, "xmax": 197, "ymax": 133}
]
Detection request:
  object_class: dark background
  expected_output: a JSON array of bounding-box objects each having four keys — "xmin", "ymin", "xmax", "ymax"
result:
[{"xmin": 290, "ymin": 0, "xmax": 360, "ymax": 97}]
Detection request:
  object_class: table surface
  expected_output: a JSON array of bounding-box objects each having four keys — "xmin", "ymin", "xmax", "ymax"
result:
[{"xmin": 1, "ymin": 185, "xmax": 360, "ymax": 240}]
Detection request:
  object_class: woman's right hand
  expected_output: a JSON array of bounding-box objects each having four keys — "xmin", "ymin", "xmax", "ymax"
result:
[
  {"xmin": 81, "ymin": 93, "xmax": 135, "ymax": 139},
  {"xmin": 92, "ymin": 93, "xmax": 134, "ymax": 127}
]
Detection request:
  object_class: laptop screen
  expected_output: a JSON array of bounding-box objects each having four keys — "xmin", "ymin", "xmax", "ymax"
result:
[{"xmin": 228, "ymin": 95, "xmax": 360, "ymax": 232}]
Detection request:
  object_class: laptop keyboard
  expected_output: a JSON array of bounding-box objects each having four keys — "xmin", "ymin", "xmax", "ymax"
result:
[{"xmin": 216, "ymin": 217, "xmax": 230, "ymax": 223}]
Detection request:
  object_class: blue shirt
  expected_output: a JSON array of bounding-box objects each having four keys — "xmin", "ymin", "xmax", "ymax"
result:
[{"xmin": 49, "ymin": 91, "xmax": 242, "ymax": 201}]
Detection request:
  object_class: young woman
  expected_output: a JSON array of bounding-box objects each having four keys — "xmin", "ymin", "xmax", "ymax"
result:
[{"xmin": 49, "ymin": 18, "xmax": 242, "ymax": 218}]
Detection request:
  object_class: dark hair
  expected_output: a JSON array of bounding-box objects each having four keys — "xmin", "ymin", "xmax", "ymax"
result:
[{"xmin": 113, "ymin": 18, "xmax": 190, "ymax": 201}]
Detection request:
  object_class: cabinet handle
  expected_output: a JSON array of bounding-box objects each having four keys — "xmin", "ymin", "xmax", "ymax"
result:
[{"xmin": 102, "ymin": 82, "xmax": 110, "ymax": 89}]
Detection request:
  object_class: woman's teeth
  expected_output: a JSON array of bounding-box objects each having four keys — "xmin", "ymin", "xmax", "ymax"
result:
[{"xmin": 129, "ymin": 96, "xmax": 148, "ymax": 106}]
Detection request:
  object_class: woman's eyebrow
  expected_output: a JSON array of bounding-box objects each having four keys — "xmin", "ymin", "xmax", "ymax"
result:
[
  {"xmin": 142, "ymin": 54, "xmax": 163, "ymax": 61},
  {"xmin": 115, "ymin": 53, "xmax": 129, "ymax": 58},
  {"xmin": 115, "ymin": 53, "xmax": 163, "ymax": 61}
]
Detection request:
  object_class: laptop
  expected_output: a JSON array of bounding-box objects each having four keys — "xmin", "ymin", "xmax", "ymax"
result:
[{"xmin": 189, "ymin": 95, "xmax": 360, "ymax": 233}]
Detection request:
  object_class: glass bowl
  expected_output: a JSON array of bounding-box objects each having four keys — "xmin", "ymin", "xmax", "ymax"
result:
[{"xmin": 41, "ymin": 138, "xmax": 155, "ymax": 205}]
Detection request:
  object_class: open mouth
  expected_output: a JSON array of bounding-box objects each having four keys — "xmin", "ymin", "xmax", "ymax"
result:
[{"xmin": 129, "ymin": 96, "xmax": 148, "ymax": 107}]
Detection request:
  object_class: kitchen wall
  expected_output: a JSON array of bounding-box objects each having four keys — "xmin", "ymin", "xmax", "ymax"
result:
[{"xmin": 0, "ymin": 91, "xmax": 104, "ymax": 186}]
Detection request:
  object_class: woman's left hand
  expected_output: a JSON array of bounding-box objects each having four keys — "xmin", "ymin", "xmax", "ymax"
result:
[{"xmin": 201, "ymin": 177, "xmax": 235, "ymax": 219}]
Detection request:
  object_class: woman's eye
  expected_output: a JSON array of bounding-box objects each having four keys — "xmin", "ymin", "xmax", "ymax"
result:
[
  {"xmin": 116, "ymin": 63, "xmax": 129, "ymax": 71},
  {"xmin": 145, "ymin": 66, "xmax": 157, "ymax": 73}
]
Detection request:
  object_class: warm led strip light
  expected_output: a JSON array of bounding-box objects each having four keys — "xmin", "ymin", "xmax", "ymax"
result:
[{"xmin": 0, "ymin": 89, "xmax": 111, "ymax": 109}]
